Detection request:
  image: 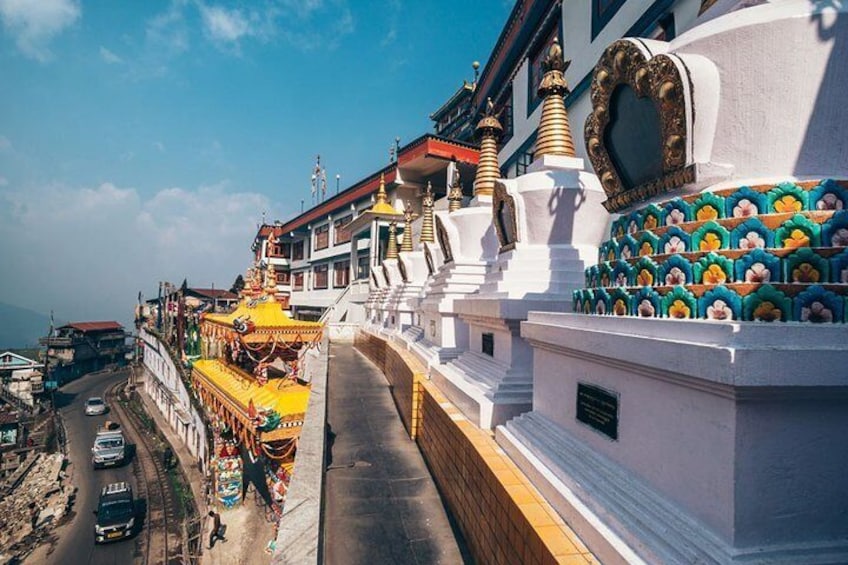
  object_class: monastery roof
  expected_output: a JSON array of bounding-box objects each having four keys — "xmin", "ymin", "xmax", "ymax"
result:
[
  {"xmin": 61, "ymin": 321, "xmax": 124, "ymax": 333},
  {"xmin": 255, "ymin": 134, "xmax": 479, "ymax": 240},
  {"xmin": 430, "ymin": 81, "xmax": 474, "ymax": 121}
]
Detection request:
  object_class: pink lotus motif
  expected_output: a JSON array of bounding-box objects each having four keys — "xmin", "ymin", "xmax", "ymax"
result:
[
  {"xmin": 739, "ymin": 231, "xmax": 766, "ymax": 250},
  {"xmin": 664, "ymin": 267, "xmax": 686, "ymax": 286},
  {"xmin": 637, "ymin": 299, "xmax": 655, "ymax": 317},
  {"xmin": 707, "ymin": 299, "xmax": 733, "ymax": 321},
  {"xmin": 620, "ymin": 246, "xmax": 632, "ymax": 260},
  {"xmin": 595, "ymin": 301, "xmax": 606, "ymax": 315},
  {"xmin": 664, "ymin": 236, "xmax": 685, "ymax": 254},
  {"xmin": 816, "ymin": 193, "xmax": 844, "ymax": 211},
  {"xmin": 745, "ymin": 263, "xmax": 771, "ymax": 283},
  {"xmin": 628, "ymin": 220, "xmax": 640, "ymax": 234},
  {"xmin": 801, "ymin": 301, "xmax": 833, "ymax": 323},
  {"xmin": 615, "ymin": 272, "xmax": 628, "ymax": 287},
  {"xmin": 831, "ymin": 228, "xmax": 848, "ymax": 247},
  {"xmin": 665, "ymin": 208, "xmax": 685, "ymax": 226},
  {"xmin": 732, "ymin": 199, "xmax": 758, "ymax": 217}
]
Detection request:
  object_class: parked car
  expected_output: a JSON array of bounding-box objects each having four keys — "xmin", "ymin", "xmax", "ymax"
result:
[
  {"xmin": 94, "ymin": 482, "xmax": 135, "ymax": 543},
  {"xmin": 84, "ymin": 397, "xmax": 107, "ymax": 416}
]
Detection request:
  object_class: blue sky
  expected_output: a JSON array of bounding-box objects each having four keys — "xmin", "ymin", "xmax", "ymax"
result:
[{"xmin": 0, "ymin": 0, "xmax": 511, "ymax": 325}]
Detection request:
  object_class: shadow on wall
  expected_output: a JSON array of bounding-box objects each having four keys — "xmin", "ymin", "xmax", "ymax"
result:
[
  {"xmin": 547, "ymin": 170, "xmax": 589, "ymax": 247},
  {"xmin": 796, "ymin": 2, "xmax": 848, "ymax": 175}
]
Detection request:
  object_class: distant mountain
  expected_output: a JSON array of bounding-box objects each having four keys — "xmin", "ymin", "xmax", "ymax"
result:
[{"xmin": 0, "ymin": 302, "xmax": 51, "ymax": 350}]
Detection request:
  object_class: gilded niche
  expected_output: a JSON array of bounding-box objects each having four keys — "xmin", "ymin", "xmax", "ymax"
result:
[
  {"xmin": 435, "ymin": 215, "xmax": 454, "ymax": 263},
  {"xmin": 492, "ymin": 182, "xmax": 519, "ymax": 252},
  {"xmin": 584, "ymin": 39, "xmax": 694, "ymax": 213}
]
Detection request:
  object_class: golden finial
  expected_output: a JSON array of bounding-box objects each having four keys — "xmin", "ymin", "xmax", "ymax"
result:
[
  {"xmin": 369, "ymin": 172, "xmax": 402, "ymax": 216},
  {"xmin": 376, "ymin": 173, "xmax": 388, "ymax": 206},
  {"xmin": 535, "ymin": 37, "xmax": 576, "ymax": 159},
  {"xmin": 401, "ymin": 201, "xmax": 414, "ymax": 252},
  {"xmin": 264, "ymin": 261, "xmax": 277, "ymax": 292},
  {"xmin": 473, "ymin": 97, "xmax": 503, "ymax": 197},
  {"xmin": 420, "ymin": 182, "xmax": 435, "ymax": 243},
  {"xmin": 386, "ymin": 221, "xmax": 399, "ymax": 259},
  {"xmin": 448, "ymin": 166, "xmax": 463, "ymax": 212}
]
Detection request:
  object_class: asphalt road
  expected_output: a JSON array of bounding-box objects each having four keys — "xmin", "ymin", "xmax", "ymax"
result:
[{"xmin": 26, "ymin": 369, "xmax": 139, "ymax": 565}]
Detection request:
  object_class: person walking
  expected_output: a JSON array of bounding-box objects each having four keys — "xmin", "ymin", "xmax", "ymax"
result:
[
  {"xmin": 162, "ymin": 446, "xmax": 173, "ymax": 469},
  {"xmin": 208, "ymin": 510, "xmax": 226, "ymax": 548}
]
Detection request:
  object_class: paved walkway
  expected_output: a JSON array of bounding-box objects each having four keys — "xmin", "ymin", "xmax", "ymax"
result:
[{"xmin": 323, "ymin": 345, "xmax": 469, "ymax": 565}]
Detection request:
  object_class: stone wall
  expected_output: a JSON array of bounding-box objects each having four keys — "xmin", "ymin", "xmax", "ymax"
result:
[{"xmin": 355, "ymin": 330, "xmax": 596, "ymax": 565}]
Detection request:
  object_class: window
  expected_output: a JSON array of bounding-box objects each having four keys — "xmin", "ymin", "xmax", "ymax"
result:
[
  {"xmin": 527, "ymin": 23, "xmax": 560, "ymax": 115},
  {"xmin": 313, "ymin": 264, "xmax": 328, "ymax": 289},
  {"xmin": 334, "ymin": 215, "xmax": 352, "ymax": 245},
  {"xmin": 268, "ymin": 240, "xmax": 290, "ymax": 259},
  {"xmin": 276, "ymin": 270, "xmax": 291, "ymax": 285},
  {"xmin": 482, "ymin": 333, "xmax": 494, "ymax": 357},
  {"xmin": 516, "ymin": 148, "xmax": 534, "ymax": 177},
  {"xmin": 314, "ymin": 225, "xmax": 329, "ymax": 250},
  {"xmin": 292, "ymin": 240, "xmax": 305, "ymax": 261},
  {"xmin": 357, "ymin": 256, "xmax": 370, "ymax": 280},
  {"xmin": 334, "ymin": 260, "xmax": 350, "ymax": 288},
  {"xmin": 292, "ymin": 272, "xmax": 304, "ymax": 291},
  {"xmin": 592, "ymin": 0, "xmax": 626, "ymax": 40}
]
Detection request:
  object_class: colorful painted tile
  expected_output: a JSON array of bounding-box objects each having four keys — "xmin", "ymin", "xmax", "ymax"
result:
[
  {"xmin": 821, "ymin": 209, "xmax": 848, "ymax": 247},
  {"xmin": 730, "ymin": 218, "xmax": 774, "ymax": 250},
  {"xmin": 830, "ymin": 248, "xmax": 848, "ymax": 283},
  {"xmin": 775, "ymin": 214, "xmax": 821, "ymax": 248},
  {"xmin": 637, "ymin": 231, "xmax": 660, "ymax": 257},
  {"xmin": 725, "ymin": 186, "xmax": 768, "ymax": 218},
  {"xmin": 810, "ymin": 179, "xmax": 848, "ymax": 211},
  {"xmin": 659, "ymin": 226, "xmax": 691, "ymax": 255},
  {"xmin": 661, "ymin": 286, "xmax": 697, "ymax": 319},
  {"xmin": 659, "ymin": 255, "xmax": 693, "ymax": 286},
  {"xmin": 698, "ymin": 286, "xmax": 742, "ymax": 321},
  {"xmin": 634, "ymin": 287, "xmax": 661, "ymax": 318},
  {"xmin": 694, "ymin": 253, "xmax": 734, "ymax": 285},
  {"xmin": 742, "ymin": 285, "xmax": 792, "ymax": 322},
  {"xmin": 693, "ymin": 221, "xmax": 730, "ymax": 252},
  {"xmin": 693, "ymin": 192, "xmax": 725, "ymax": 222},
  {"xmin": 784, "ymin": 248, "xmax": 829, "ymax": 284},
  {"xmin": 593, "ymin": 288, "xmax": 611, "ymax": 316},
  {"xmin": 642, "ymin": 204, "xmax": 663, "ymax": 231},
  {"xmin": 634, "ymin": 257, "xmax": 659, "ymax": 287},
  {"xmin": 663, "ymin": 199, "xmax": 692, "ymax": 226},
  {"xmin": 768, "ymin": 182, "xmax": 809, "ymax": 213},
  {"xmin": 599, "ymin": 240, "xmax": 619, "ymax": 263},
  {"xmin": 734, "ymin": 249, "xmax": 781, "ymax": 283},
  {"xmin": 609, "ymin": 288, "xmax": 631, "ymax": 316},
  {"xmin": 611, "ymin": 260, "xmax": 633, "ymax": 287},
  {"xmin": 626, "ymin": 211, "xmax": 643, "ymax": 235},
  {"xmin": 619, "ymin": 234, "xmax": 638, "ymax": 260},
  {"xmin": 794, "ymin": 285, "xmax": 843, "ymax": 323}
]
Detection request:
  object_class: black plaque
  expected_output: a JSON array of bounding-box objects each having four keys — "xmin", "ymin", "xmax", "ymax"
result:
[
  {"xmin": 481, "ymin": 332, "xmax": 494, "ymax": 357},
  {"xmin": 576, "ymin": 383, "xmax": 619, "ymax": 440}
]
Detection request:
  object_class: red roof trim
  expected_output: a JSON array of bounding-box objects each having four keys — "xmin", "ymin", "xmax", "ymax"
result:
[
  {"xmin": 261, "ymin": 136, "xmax": 480, "ymax": 238},
  {"xmin": 62, "ymin": 321, "xmax": 124, "ymax": 333}
]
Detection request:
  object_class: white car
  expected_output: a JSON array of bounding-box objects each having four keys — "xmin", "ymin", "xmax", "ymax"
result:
[{"xmin": 84, "ymin": 397, "xmax": 107, "ymax": 416}]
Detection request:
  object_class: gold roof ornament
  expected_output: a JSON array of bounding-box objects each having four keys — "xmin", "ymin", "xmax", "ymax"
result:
[
  {"xmin": 264, "ymin": 261, "xmax": 278, "ymax": 293},
  {"xmin": 401, "ymin": 201, "xmax": 415, "ymax": 252},
  {"xmin": 448, "ymin": 167, "xmax": 463, "ymax": 213},
  {"xmin": 473, "ymin": 98, "xmax": 504, "ymax": 197},
  {"xmin": 370, "ymin": 173, "xmax": 399, "ymax": 215},
  {"xmin": 420, "ymin": 182, "xmax": 435, "ymax": 243},
  {"xmin": 386, "ymin": 221, "xmax": 399, "ymax": 259},
  {"xmin": 535, "ymin": 37, "xmax": 576, "ymax": 159}
]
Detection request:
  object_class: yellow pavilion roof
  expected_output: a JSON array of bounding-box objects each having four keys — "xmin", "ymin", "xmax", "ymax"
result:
[
  {"xmin": 203, "ymin": 296, "xmax": 323, "ymax": 342},
  {"xmin": 193, "ymin": 358, "xmax": 309, "ymax": 441}
]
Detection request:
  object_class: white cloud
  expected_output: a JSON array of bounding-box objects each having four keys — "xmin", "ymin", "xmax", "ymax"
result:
[
  {"xmin": 145, "ymin": 0, "xmax": 189, "ymax": 56},
  {"xmin": 200, "ymin": 5, "xmax": 251, "ymax": 44},
  {"xmin": 153, "ymin": 141, "xmax": 166, "ymax": 153},
  {"xmin": 0, "ymin": 0, "xmax": 80, "ymax": 62},
  {"xmin": 0, "ymin": 135, "xmax": 10, "ymax": 151},
  {"xmin": 0, "ymin": 181, "xmax": 277, "ymax": 326},
  {"xmin": 99, "ymin": 45, "xmax": 122, "ymax": 64}
]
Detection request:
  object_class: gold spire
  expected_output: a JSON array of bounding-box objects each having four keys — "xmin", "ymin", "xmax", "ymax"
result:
[
  {"xmin": 448, "ymin": 167, "xmax": 463, "ymax": 213},
  {"xmin": 264, "ymin": 262, "xmax": 277, "ymax": 293},
  {"xmin": 535, "ymin": 37, "xmax": 576, "ymax": 159},
  {"xmin": 370, "ymin": 173, "xmax": 399, "ymax": 215},
  {"xmin": 420, "ymin": 182, "xmax": 435, "ymax": 243},
  {"xmin": 386, "ymin": 221, "xmax": 399, "ymax": 259},
  {"xmin": 401, "ymin": 201, "xmax": 414, "ymax": 252},
  {"xmin": 473, "ymin": 98, "xmax": 503, "ymax": 197}
]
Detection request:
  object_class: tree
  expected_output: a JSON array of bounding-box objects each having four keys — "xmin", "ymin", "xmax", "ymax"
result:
[{"xmin": 230, "ymin": 274, "xmax": 245, "ymax": 295}]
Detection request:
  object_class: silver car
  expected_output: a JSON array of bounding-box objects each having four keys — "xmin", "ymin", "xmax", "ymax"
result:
[{"xmin": 84, "ymin": 397, "xmax": 107, "ymax": 416}]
